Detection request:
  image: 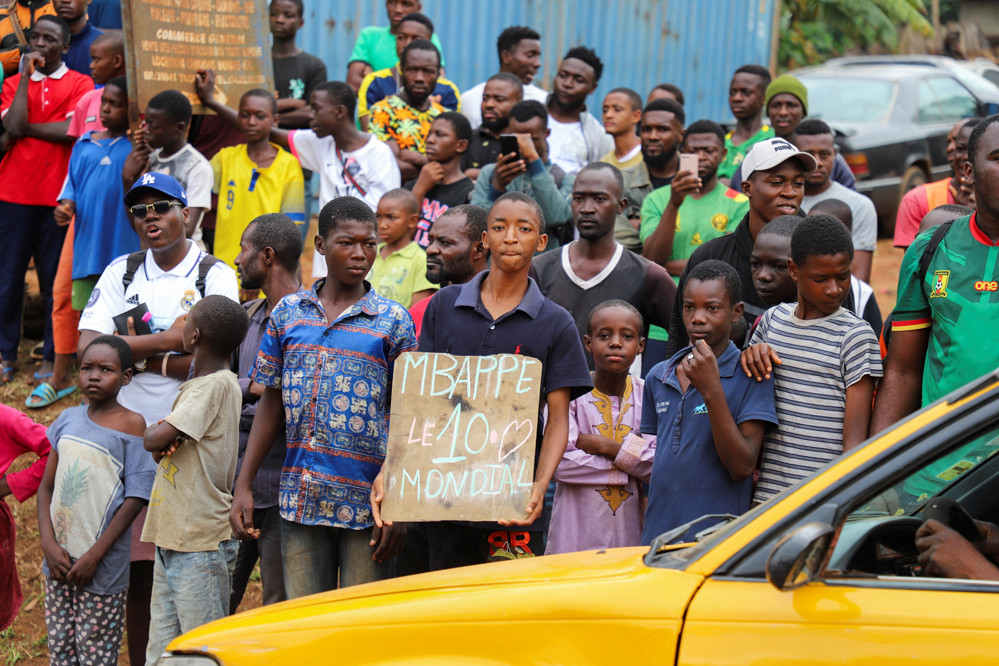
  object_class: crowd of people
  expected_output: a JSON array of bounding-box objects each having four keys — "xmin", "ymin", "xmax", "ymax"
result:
[{"xmin": 2, "ymin": 0, "xmax": 999, "ymax": 662}]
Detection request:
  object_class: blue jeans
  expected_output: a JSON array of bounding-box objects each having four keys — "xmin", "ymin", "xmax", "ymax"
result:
[
  {"xmin": 145, "ymin": 540, "xmax": 238, "ymax": 664},
  {"xmin": 280, "ymin": 519, "xmax": 389, "ymax": 598}
]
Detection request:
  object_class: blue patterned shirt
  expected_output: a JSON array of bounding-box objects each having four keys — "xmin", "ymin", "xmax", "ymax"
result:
[{"xmin": 252, "ymin": 281, "xmax": 416, "ymax": 529}]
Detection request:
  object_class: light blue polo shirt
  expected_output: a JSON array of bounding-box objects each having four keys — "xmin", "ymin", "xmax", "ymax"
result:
[{"xmin": 640, "ymin": 341, "xmax": 778, "ymax": 545}]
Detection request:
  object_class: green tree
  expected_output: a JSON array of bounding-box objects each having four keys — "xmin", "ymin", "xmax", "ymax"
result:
[{"xmin": 779, "ymin": 0, "xmax": 934, "ymax": 71}]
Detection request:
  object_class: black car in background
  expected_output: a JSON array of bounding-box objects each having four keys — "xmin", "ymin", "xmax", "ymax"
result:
[{"xmin": 793, "ymin": 62, "xmax": 999, "ymax": 235}]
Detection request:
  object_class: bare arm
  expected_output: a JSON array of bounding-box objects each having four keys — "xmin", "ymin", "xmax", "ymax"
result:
[
  {"xmin": 79, "ymin": 314, "xmax": 188, "ymax": 362},
  {"xmin": 196, "ymin": 67, "xmax": 289, "ymax": 150},
  {"xmin": 870, "ymin": 328, "xmax": 929, "ymax": 435},
  {"xmin": 230, "ymin": 386, "xmax": 285, "ymax": 539},
  {"xmin": 642, "ymin": 170, "xmax": 699, "ymax": 268},
  {"xmin": 36, "ymin": 451, "xmax": 72, "ymax": 581},
  {"xmin": 143, "ymin": 419, "xmax": 183, "ymax": 454},
  {"xmin": 852, "ymin": 250, "xmax": 873, "ymax": 283},
  {"xmin": 502, "ymin": 387, "xmax": 571, "ymax": 527},
  {"xmin": 346, "ymin": 61, "xmax": 372, "ymax": 92},
  {"xmin": 2, "ymin": 55, "xmax": 40, "ymax": 138},
  {"xmin": 843, "ymin": 375, "xmax": 876, "ymax": 451},
  {"xmin": 66, "ymin": 497, "xmax": 146, "ymax": 587}
]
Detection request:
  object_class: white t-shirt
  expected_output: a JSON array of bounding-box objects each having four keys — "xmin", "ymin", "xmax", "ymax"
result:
[
  {"xmin": 78, "ymin": 241, "xmax": 240, "ymax": 425},
  {"xmin": 802, "ymin": 181, "xmax": 878, "ymax": 253},
  {"xmin": 460, "ymin": 80, "xmax": 549, "ymax": 130},
  {"xmin": 547, "ymin": 116, "xmax": 589, "ymax": 176},
  {"xmin": 289, "ymin": 130, "xmax": 402, "ymax": 277},
  {"xmin": 148, "ymin": 144, "xmax": 213, "ymax": 243}
]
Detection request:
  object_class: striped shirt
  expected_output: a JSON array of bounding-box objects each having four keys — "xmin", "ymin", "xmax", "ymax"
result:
[{"xmin": 750, "ymin": 303, "xmax": 882, "ymax": 503}]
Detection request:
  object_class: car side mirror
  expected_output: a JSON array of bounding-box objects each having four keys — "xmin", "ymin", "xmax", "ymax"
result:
[
  {"xmin": 981, "ymin": 102, "xmax": 999, "ymax": 117},
  {"xmin": 766, "ymin": 522, "xmax": 835, "ymax": 591}
]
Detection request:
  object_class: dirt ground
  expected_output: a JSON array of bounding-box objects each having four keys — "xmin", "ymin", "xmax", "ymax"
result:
[{"xmin": 3, "ymin": 230, "xmax": 901, "ymax": 664}]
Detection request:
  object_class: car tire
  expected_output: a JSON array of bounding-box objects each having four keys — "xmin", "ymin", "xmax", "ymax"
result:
[{"xmin": 883, "ymin": 165, "xmax": 929, "ymax": 237}]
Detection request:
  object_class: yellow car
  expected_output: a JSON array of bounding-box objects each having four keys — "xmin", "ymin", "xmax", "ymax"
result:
[{"xmin": 161, "ymin": 372, "xmax": 999, "ymax": 665}]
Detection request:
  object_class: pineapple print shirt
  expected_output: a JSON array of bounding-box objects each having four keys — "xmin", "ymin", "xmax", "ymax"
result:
[{"xmin": 43, "ymin": 406, "xmax": 156, "ymax": 594}]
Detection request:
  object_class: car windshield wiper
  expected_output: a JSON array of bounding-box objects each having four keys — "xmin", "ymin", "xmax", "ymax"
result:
[{"xmin": 645, "ymin": 514, "xmax": 739, "ymax": 557}]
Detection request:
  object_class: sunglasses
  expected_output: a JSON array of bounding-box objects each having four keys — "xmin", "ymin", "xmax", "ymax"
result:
[{"xmin": 129, "ymin": 200, "xmax": 183, "ymax": 218}]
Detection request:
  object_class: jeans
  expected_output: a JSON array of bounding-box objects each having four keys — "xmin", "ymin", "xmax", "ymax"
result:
[
  {"xmin": 145, "ymin": 540, "xmax": 238, "ymax": 665},
  {"xmin": 280, "ymin": 519, "xmax": 389, "ymax": 598},
  {"xmin": 230, "ymin": 506, "xmax": 286, "ymax": 613}
]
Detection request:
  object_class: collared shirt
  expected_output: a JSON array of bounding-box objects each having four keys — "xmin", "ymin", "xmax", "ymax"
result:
[
  {"xmin": 419, "ymin": 271, "xmax": 593, "ymax": 449},
  {"xmin": 253, "ymin": 281, "xmax": 417, "ymax": 529},
  {"xmin": 234, "ymin": 299, "xmax": 286, "ymax": 509},
  {"xmin": 0, "ymin": 62, "xmax": 93, "ymax": 206},
  {"xmin": 368, "ymin": 241, "xmax": 437, "ymax": 307},
  {"xmin": 640, "ymin": 342, "xmax": 777, "ymax": 544}
]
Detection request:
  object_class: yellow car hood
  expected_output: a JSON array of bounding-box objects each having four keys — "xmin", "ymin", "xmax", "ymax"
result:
[{"xmin": 168, "ymin": 546, "xmax": 704, "ymax": 664}]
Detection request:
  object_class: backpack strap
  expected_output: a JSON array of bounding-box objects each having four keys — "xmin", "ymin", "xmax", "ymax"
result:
[
  {"xmin": 195, "ymin": 254, "xmax": 222, "ymax": 298},
  {"xmin": 121, "ymin": 251, "xmax": 146, "ymax": 293},
  {"xmin": 918, "ymin": 220, "xmax": 954, "ymax": 286},
  {"xmin": 7, "ymin": 1, "xmax": 27, "ymax": 48}
]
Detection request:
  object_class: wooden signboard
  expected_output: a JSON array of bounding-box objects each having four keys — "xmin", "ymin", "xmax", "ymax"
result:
[
  {"xmin": 381, "ymin": 352, "xmax": 543, "ymax": 522},
  {"xmin": 121, "ymin": 0, "xmax": 274, "ymax": 115}
]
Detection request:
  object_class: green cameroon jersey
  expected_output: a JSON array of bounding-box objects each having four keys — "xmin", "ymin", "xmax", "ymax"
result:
[{"xmin": 718, "ymin": 125, "xmax": 774, "ymax": 180}]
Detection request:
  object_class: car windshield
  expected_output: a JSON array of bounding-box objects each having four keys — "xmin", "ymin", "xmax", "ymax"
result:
[{"xmin": 799, "ymin": 76, "xmax": 897, "ymax": 124}]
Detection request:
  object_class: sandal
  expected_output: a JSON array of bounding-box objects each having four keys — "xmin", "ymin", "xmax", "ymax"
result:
[
  {"xmin": 25, "ymin": 382, "xmax": 77, "ymax": 409},
  {"xmin": 33, "ymin": 371, "xmax": 53, "ymax": 381},
  {"xmin": 30, "ymin": 343, "xmax": 43, "ymax": 360},
  {"xmin": 1, "ymin": 366, "xmax": 13, "ymax": 384}
]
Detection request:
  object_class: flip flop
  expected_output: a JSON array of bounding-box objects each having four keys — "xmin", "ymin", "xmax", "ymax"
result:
[
  {"xmin": 25, "ymin": 382, "xmax": 77, "ymax": 409},
  {"xmin": 33, "ymin": 371, "xmax": 53, "ymax": 381}
]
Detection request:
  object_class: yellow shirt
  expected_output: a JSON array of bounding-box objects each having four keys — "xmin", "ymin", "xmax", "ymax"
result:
[
  {"xmin": 367, "ymin": 241, "xmax": 437, "ymax": 308},
  {"xmin": 210, "ymin": 144, "xmax": 305, "ymax": 268},
  {"xmin": 600, "ymin": 146, "xmax": 644, "ymax": 170}
]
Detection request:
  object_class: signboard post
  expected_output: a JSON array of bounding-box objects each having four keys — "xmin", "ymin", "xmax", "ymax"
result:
[
  {"xmin": 381, "ymin": 352, "xmax": 543, "ymax": 523},
  {"xmin": 121, "ymin": 0, "xmax": 274, "ymax": 116}
]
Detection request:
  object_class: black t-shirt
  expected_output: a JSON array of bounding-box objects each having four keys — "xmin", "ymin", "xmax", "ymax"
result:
[
  {"xmin": 649, "ymin": 173, "xmax": 674, "ymax": 190},
  {"xmin": 404, "ymin": 177, "xmax": 475, "ymax": 248},
  {"xmin": 461, "ymin": 129, "xmax": 503, "ymax": 171},
  {"xmin": 273, "ymin": 52, "xmax": 328, "ymax": 107}
]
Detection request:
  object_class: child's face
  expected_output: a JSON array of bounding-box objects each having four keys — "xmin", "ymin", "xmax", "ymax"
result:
[
  {"xmin": 682, "ymin": 278, "xmax": 743, "ymax": 353},
  {"xmin": 238, "ymin": 95, "xmax": 277, "ymax": 143},
  {"xmin": 182, "ymin": 313, "xmax": 198, "ymax": 354},
  {"xmin": 424, "ymin": 118, "xmax": 464, "ymax": 164},
  {"xmin": 99, "ymin": 84, "xmax": 129, "ymax": 132},
  {"xmin": 376, "ymin": 197, "xmax": 416, "ymax": 246},
  {"xmin": 751, "ymin": 233, "xmax": 796, "ymax": 307},
  {"xmin": 89, "ymin": 41, "xmax": 119, "ymax": 85},
  {"xmin": 269, "ymin": 0, "xmax": 303, "ymax": 40},
  {"xmin": 78, "ymin": 344, "xmax": 129, "ymax": 402},
  {"xmin": 484, "ymin": 200, "xmax": 547, "ymax": 273},
  {"xmin": 129, "ymin": 191, "xmax": 189, "ymax": 249},
  {"xmin": 315, "ymin": 219, "xmax": 379, "ymax": 288},
  {"xmin": 143, "ymin": 107, "xmax": 184, "ymax": 150},
  {"xmin": 585, "ymin": 306, "xmax": 645, "ymax": 375},
  {"xmin": 309, "ymin": 90, "xmax": 339, "ymax": 137},
  {"xmin": 789, "ymin": 252, "xmax": 852, "ymax": 317}
]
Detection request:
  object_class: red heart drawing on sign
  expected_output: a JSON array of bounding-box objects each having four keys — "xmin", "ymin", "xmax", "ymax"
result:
[{"xmin": 497, "ymin": 419, "xmax": 533, "ymax": 462}]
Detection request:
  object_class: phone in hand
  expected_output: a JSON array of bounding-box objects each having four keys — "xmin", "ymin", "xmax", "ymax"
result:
[
  {"xmin": 679, "ymin": 152, "xmax": 699, "ymax": 176},
  {"xmin": 500, "ymin": 134, "xmax": 522, "ymax": 162}
]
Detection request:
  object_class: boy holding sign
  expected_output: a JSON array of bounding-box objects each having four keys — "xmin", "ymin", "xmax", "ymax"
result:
[{"xmin": 377, "ymin": 191, "xmax": 591, "ymax": 569}]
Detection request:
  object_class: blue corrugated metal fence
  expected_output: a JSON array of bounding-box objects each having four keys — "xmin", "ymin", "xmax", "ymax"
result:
[{"xmin": 296, "ymin": 0, "xmax": 777, "ymax": 124}]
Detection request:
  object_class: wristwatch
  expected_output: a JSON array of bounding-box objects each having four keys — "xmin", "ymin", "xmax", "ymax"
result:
[{"xmin": 135, "ymin": 358, "xmax": 147, "ymax": 372}]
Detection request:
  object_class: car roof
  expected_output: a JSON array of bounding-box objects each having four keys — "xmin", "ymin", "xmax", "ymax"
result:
[{"xmin": 793, "ymin": 64, "xmax": 939, "ymax": 83}]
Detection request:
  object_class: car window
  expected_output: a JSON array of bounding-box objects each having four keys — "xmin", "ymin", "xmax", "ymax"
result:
[
  {"xmin": 917, "ymin": 80, "xmax": 945, "ymax": 123},
  {"xmin": 925, "ymin": 76, "xmax": 979, "ymax": 122},
  {"xmin": 799, "ymin": 77, "xmax": 896, "ymax": 124}
]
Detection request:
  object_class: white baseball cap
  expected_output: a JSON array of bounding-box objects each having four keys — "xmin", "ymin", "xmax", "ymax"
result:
[{"xmin": 741, "ymin": 137, "xmax": 817, "ymax": 181}]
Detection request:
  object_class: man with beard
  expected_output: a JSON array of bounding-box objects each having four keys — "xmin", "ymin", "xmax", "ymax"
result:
[
  {"xmin": 615, "ymin": 99, "xmax": 686, "ymax": 252},
  {"xmin": 462, "ymin": 72, "xmax": 523, "ymax": 179},
  {"xmin": 461, "ymin": 26, "xmax": 548, "ymax": 130},
  {"xmin": 470, "ymin": 100, "xmax": 575, "ymax": 249},
  {"xmin": 666, "ymin": 137, "xmax": 816, "ymax": 355},
  {"xmin": 894, "ymin": 117, "xmax": 980, "ymax": 249},
  {"xmin": 641, "ymin": 120, "xmax": 749, "ymax": 276},
  {"xmin": 532, "ymin": 162, "xmax": 675, "ymax": 369},
  {"xmin": 408, "ymin": 204, "xmax": 489, "ymax": 338},
  {"xmin": 368, "ymin": 39, "xmax": 446, "ymax": 181},
  {"xmin": 546, "ymin": 46, "xmax": 612, "ymax": 177},
  {"xmin": 229, "ymin": 213, "xmax": 303, "ymax": 614}
]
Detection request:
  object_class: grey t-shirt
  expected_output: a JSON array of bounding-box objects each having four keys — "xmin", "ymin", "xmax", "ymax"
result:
[
  {"xmin": 148, "ymin": 144, "xmax": 213, "ymax": 210},
  {"xmin": 802, "ymin": 181, "xmax": 878, "ymax": 253},
  {"xmin": 142, "ymin": 370, "xmax": 241, "ymax": 552},
  {"xmin": 43, "ymin": 406, "xmax": 155, "ymax": 595}
]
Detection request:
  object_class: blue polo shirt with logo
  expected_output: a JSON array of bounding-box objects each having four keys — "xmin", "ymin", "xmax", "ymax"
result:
[{"xmin": 640, "ymin": 341, "xmax": 777, "ymax": 545}]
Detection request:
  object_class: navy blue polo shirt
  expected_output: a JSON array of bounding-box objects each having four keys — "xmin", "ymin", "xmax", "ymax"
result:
[
  {"xmin": 640, "ymin": 341, "xmax": 777, "ymax": 545},
  {"xmin": 419, "ymin": 270, "xmax": 593, "ymax": 455}
]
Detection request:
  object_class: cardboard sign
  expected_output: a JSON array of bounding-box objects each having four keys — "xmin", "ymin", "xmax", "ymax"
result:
[
  {"xmin": 381, "ymin": 353, "xmax": 543, "ymax": 522},
  {"xmin": 122, "ymin": 0, "xmax": 274, "ymax": 114}
]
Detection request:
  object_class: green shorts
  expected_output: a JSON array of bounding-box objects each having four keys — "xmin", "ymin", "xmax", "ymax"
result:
[{"xmin": 71, "ymin": 276, "xmax": 100, "ymax": 311}]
